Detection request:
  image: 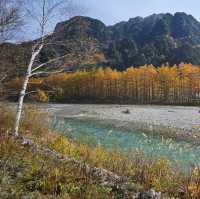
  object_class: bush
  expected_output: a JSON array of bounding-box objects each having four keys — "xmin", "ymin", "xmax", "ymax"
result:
[{"xmin": 34, "ymin": 89, "xmax": 49, "ymax": 102}]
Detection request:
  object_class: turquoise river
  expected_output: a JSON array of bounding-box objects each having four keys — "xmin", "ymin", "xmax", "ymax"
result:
[{"xmin": 52, "ymin": 116, "xmax": 200, "ymax": 169}]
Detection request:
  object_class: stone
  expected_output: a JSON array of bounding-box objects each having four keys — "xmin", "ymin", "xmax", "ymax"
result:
[
  {"xmin": 137, "ymin": 189, "xmax": 161, "ymax": 199},
  {"xmin": 122, "ymin": 109, "xmax": 131, "ymax": 114}
]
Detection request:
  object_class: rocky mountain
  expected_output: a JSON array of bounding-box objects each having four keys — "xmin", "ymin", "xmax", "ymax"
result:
[
  {"xmin": 106, "ymin": 12, "xmax": 200, "ymax": 69},
  {"xmin": 1, "ymin": 12, "xmax": 200, "ymax": 76}
]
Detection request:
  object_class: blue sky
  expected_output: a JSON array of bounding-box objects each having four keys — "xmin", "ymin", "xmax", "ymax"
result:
[
  {"xmin": 22, "ymin": 0, "xmax": 200, "ymax": 41},
  {"xmin": 83, "ymin": 0, "xmax": 200, "ymax": 25}
]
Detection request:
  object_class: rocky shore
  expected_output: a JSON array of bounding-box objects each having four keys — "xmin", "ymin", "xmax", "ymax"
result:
[{"xmin": 45, "ymin": 104, "xmax": 200, "ymax": 143}]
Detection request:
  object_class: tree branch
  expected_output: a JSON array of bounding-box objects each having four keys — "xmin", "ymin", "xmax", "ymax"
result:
[
  {"xmin": 25, "ymin": 90, "xmax": 37, "ymax": 96},
  {"xmin": 0, "ymin": 0, "xmax": 23, "ymax": 42},
  {"xmin": 0, "ymin": 74, "xmax": 7, "ymax": 84},
  {"xmin": 30, "ymin": 69, "xmax": 64, "ymax": 77},
  {"xmin": 31, "ymin": 54, "xmax": 68, "ymax": 72}
]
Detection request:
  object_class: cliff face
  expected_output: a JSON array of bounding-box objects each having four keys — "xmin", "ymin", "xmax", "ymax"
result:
[
  {"xmin": 106, "ymin": 12, "xmax": 200, "ymax": 68},
  {"xmin": 1, "ymin": 12, "xmax": 200, "ymax": 76}
]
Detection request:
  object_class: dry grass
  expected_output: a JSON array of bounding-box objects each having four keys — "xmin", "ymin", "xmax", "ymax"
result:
[{"xmin": 0, "ymin": 104, "xmax": 200, "ymax": 198}]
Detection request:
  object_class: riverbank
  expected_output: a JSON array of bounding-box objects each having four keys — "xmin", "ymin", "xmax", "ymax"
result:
[
  {"xmin": 0, "ymin": 104, "xmax": 180, "ymax": 198},
  {"xmin": 2, "ymin": 103, "xmax": 200, "ymax": 197},
  {"xmin": 45, "ymin": 104, "xmax": 200, "ymax": 143}
]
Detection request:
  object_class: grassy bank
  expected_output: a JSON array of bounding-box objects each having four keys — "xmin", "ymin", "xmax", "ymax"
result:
[{"xmin": 0, "ymin": 104, "xmax": 200, "ymax": 198}]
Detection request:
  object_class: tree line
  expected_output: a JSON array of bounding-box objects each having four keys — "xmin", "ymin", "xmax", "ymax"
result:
[{"xmin": 5, "ymin": 63, "xmax": 200, "ymax": 105}]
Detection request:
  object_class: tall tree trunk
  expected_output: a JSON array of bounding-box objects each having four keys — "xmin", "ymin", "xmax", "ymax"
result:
[{"xmin": 14, "ymin": 44, "xmax": 43, "ymax": 136}]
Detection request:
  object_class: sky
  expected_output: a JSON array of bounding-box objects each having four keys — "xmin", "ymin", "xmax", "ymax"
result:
[
  {"xmin": 83, "ymin": 0, "xmax": 200, "ymax": 25},
  {"xmin": 20, "ymin": 0, "xmax": 200, "ymax": 41}
]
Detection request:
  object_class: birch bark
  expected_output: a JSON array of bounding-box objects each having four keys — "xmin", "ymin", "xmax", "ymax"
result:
[{"xmin": 14, "ymin": 44, "xmax": 43, "ymax": 136}]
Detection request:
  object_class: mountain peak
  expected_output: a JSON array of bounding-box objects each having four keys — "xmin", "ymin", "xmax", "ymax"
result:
[
  {"xmin": 54, "ymin": 16, "xmax": 106, "ymax": 33},
  {"xmin": 53, "ymin": 15, "xmax": 108, "ymax": 41},
  {"xmin": 47, "ymin": 12, "xmax": 200, "ymax": 68},
  {"xmin": 2, "ymin": 12, "xmax": 200, "ymax": 75}
]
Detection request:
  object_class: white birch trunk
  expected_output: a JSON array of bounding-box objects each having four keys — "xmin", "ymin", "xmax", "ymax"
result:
[{"xmin": 14, "ymin": 44, "xmax": 43, "ymax": 136}]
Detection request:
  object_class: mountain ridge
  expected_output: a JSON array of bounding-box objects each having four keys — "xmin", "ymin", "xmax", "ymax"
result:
[{"xmin": 1, "ymin": 12, "xmax": 200, "ymax": 76}]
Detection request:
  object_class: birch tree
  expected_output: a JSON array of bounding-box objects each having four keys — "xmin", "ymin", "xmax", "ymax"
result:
[{"xmin": 14, "ymin": 0, "xmax": 84, "ymax": 136}]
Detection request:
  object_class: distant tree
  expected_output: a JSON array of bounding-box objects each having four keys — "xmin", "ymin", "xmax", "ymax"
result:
[
  {"xmin": 0, "ymin": 0, "xmax": 23, "ymax": 88},
  {"xmin": 0, "ymin": 0, "xmax": 23, "ymax": 43}
]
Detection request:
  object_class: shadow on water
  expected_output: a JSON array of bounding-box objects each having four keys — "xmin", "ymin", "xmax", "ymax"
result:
[{"xmin": 51, "ymin": 116, "xmax": 200, "ymax": 169}]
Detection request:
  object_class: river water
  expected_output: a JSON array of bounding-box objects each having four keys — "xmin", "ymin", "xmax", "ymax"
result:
[{"xmin": 52, "ymin": 116, "xmax": 200, "ymax": 169}]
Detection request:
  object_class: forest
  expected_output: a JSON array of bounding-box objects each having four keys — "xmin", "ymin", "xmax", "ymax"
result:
[{"xmin": 4, "ymin": 63, "xmax": 200, "ymax": 105}]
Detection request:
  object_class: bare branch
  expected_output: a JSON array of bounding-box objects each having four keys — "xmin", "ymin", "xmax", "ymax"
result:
[
  {"xmin": 25, "ymin": 91, "xmax": 37, "ymax": 96},
  {"xmin": 31, "ymin": 54, "xmax": 68, "ymax": 72},
  {"xmin": 0, "ymin": 67, "xmax": 17, "ymax": 85},
  {"xmin": 0, "ymin": 74, "xmax": 7, "ymax": 83},
  {"xmin": 0, "ymin": 0, "xmax": 23, "ymax": 42},
  {"xmin": 31, "ymin": 69, "xmax": 64, "ymax": 77}
]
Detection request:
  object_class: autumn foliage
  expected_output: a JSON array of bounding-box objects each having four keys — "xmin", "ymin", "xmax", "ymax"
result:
[{"xmin": 5, "ymin": 63, "xmax": 200, "ymax": 104}]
